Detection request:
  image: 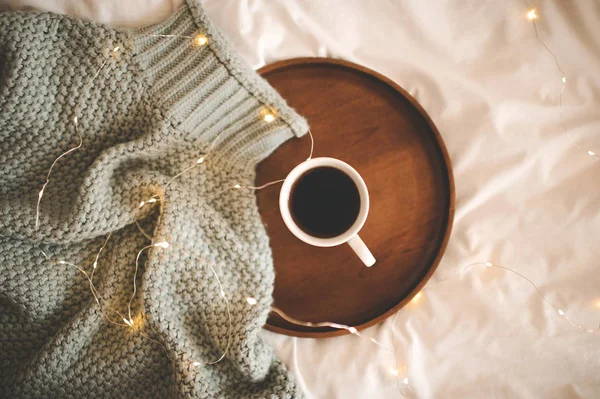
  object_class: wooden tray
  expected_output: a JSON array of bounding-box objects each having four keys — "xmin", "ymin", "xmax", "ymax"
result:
[{"xmin": 256, "ymin": 58, "xmax": 454, "ymax": 338}]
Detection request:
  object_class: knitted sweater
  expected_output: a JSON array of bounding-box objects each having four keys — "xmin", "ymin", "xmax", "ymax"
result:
[{"xmin": 0, "ymin": 1, "xmax": 308, "ymax": 398}]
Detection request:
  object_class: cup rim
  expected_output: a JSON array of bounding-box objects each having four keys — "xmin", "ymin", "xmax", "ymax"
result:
[{"xmin": 279, "ymin": 157, "xmax": 370, "ymax": 247}]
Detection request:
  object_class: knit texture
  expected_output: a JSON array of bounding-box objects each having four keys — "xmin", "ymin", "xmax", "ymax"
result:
[{"xmin": 0, "ymin": 1, "xmax": 307, "ymax": 398}]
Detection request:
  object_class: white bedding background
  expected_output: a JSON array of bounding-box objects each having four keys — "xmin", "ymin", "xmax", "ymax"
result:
[{"xmin": 1, "ymin": 0, "xmax": 599, "ymax": 397}]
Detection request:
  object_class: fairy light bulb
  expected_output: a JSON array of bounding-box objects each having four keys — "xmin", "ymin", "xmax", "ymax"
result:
[
  {"xmin": 411, "ymin": 291, "xmax": 423, "ymax": 303},
  {"xmin": 403, "ymin": 377, "xmax": 409, "ymax": 384},
  {"xmin": 193, "ymin": 34, "xmax": 208, "ymax": 47},
  {"xmin": 485, "ymin": 262, "xmax": 493, "ymax": 267},
  {"xmin": 233, "ymin": 184, "xmax": 242, "ymax": 189},
  {"xmin": 558, "ymin": 309, "xmax": 565, "ymax": 316},
  {"xmin": 588, "ymin": 151, "xmax": 596, "ymax": 156},
  {"xmin": 246, "ymin": 297, "xmax": 257, "ymax": 305},
  {"xmin": 111, "ymin": 46, "xmax": 120, "ymax": 60},
  {"xmin": 192, "ymin": 361, "xmax": 200, "ymax": 367},
  {"xmin": 155, "ymin": 242, "xmax": 169, "ymax": 248},
  {"xmin": 390, "ymin": 368, "xmax": 399, "ymax": 376},
  {"xmin": 263, "ymin": 113, "xmax": 276, "ymax": 123},
  {"xmin": 527, "ymin": 9, "xmax": 537, "ymax": 20},
  {"xmin": 197, "ymin": 157, "xmax": 204, "ymax": 164},
  {"xmin": 148, "ymin": 198, "xmax": 157, "ymax": 203},
  {"xmin": 348, "ymin": 327, "xmax": 357, "ymax": 334},
  {"xmin": 93, "ymin": 261, "xmax": 98, "ymax": 269},
  {"xmin": 123, "ymin": 318, "xmax": 133, "ymax": 326}
]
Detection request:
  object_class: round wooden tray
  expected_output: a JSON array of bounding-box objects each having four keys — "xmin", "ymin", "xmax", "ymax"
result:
[{"xmin": 256, "ymin": 58, "xmax": 454, "ymax": 338}]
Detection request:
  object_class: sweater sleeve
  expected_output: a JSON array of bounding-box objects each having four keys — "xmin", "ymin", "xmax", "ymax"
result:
[{"xmin": 132, "ymin": 3, "xmax": 308, "ymax": 171}]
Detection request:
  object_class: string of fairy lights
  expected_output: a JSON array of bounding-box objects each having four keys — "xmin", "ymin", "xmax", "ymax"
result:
[
  {"xmin": 30, "ymin": 4, "xmax": 597, "ymax": 397},
  {"xmin": 269, "ymin": 7, "xmax": 599, "ymax": 395},
  {"xmin": 35, "ymin": 29, "xmax": 315, "ymax": 372},
  {"xmin": 525, "ymin": 6, "xmax": 598, "ymax": 159},
  {"xmin": 34, "ymin": 45, "xmax": 121, "ymax": 230}
]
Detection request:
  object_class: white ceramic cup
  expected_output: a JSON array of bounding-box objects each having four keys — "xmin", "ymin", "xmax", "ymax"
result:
[{"xmin": 279, "ymin": 157, "xmax": 376, "ymax": 267}]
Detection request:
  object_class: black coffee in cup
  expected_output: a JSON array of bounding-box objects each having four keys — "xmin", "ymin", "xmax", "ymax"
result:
[{"xmin": 289, "ymin": 166, "xmax": 361, "ymax": 238}]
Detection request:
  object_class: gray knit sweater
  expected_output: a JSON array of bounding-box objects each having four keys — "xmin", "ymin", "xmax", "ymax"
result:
[{"xmin": 0, "ymin": 1, "xmax": 307, "ymax": 398}]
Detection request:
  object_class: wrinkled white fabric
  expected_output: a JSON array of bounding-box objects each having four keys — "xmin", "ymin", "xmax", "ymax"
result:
[{"xmin": 1, "ymin": 0, "xmax": 599, "ymax": 397}]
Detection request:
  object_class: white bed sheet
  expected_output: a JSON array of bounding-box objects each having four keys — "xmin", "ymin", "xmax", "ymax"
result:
[{"xmin": 2, "ymin": 0, "xmax": 599, "ymax": 397}]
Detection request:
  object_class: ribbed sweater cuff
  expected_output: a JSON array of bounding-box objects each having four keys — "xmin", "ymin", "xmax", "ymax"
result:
[{"xmin": 131, "ymin": 2, "xmax": 308, "ymax": 170}]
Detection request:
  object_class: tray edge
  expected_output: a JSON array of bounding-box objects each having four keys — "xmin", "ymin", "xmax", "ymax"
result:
[{"xmin": 258, "ymin": 57, "xmax": 456, "ymax": 338}]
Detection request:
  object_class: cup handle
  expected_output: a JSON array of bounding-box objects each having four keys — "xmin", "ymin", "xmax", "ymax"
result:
[{"xmin": 347, "ymin": 235, "xmax": 376, "ymax": 267}]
